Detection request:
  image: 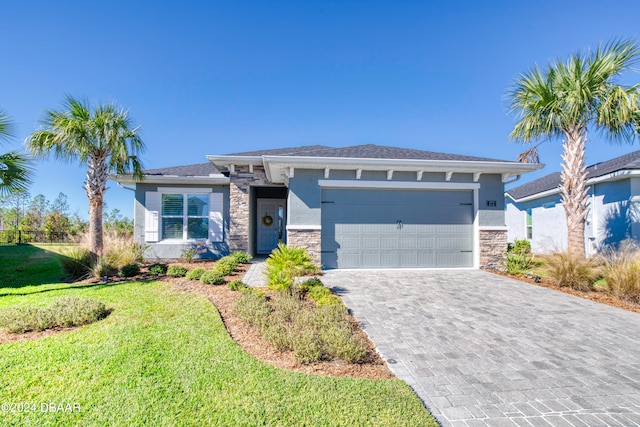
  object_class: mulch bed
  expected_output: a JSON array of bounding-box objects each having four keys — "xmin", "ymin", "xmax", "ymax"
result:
[
  {"xmin": 165, "ymin": 263, "xmax": 394, "ymax": 380},
  {"xmin": 489, "ymin": 270, "xmax": 640, "ymax": 314}
]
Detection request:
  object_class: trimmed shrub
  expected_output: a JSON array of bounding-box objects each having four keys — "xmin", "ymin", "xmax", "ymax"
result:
[
  {"xmin": 601, "ymin": 241, "xmax": 640, "ymax": 303},
  {"xmin": 231, "ymin": 251, "xmax": 253, "ymax": 264},
  {"xmin": 60, "ymin": 247, "xmax": 92, "ymax": 279},
  {"xmin": 308, "ymin": 286, "xmax": 341, "ymax": 306},
  {"xmin": 167, "ymin": 265, "xmax": 188, "ymax": 277},
  {"xmin": 119, "ymin": 263, "xmax": 140, "ymax": 278},
  {"xmin": 0, "ymin": 297, "xmax": 108, "ymax": 334},
  {"xmin": 200, "ymin": 270, "xmax": 225, "ymax": 285},
  {"xmin": 235, "ymin": 288, "xmax": 270, "ymax": 328},
  {"xmin": 543, "ymin": 251, "xmax": 599, "ymax": 291},
  {"xmin": 235, "ymin": 290, "xmax": 365, "ymax": 364},
  {"xmin": 186, "ymin": 267, "xmax": 206, "ymax": 280},
  {"xmin": 214, "ymin": 256, "xmax": 239, "ymax": 276},
  {"xmin": 228, "ymin": 279, "xmax": 248, "ymax": 291},
  {"xmin": 148, "ymin": 263, "xmax": 168, "ymax": 276}
]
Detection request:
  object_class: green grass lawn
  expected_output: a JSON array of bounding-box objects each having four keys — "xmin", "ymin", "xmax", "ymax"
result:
[{"xmin": 0, "ymin": 246, "xmax": 436, "ymax": 426}]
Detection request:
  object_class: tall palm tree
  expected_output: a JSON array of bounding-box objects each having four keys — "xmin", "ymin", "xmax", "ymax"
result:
[
  {"xmin": 27, "ymin": 96, "xmax": 145, "ymax": 257},
  {"xmin": 0, "ymin": 110, "xmax": 32, "ymax": 196},
  {"xmin": 508, "ymin": 39, "xmax": 640, "ymax": 257}
]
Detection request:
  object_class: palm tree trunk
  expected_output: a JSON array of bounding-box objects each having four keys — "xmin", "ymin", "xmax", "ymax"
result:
[
  {"xmin": 560, "ymin": 127, "xmax": 589, "ymax": 257},
  {"xmin": 85, "ymin": 153, "xmax": 108, "ymax": 258},
  {"xmin": 89, "ymin": 197, "xmax": 103, "ymax": 258}
]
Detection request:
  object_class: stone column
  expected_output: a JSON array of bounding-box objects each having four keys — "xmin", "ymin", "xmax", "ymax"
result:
[
  {"xmin": 479, "ymin": 228, "xmax": 507, "ymax": 270},
  {"xmin": 287, "ymin": 228, "xmax": 322, "ymax": 266},
  {"xmin": 228, "ymin": 165, "xmax": 270, "ymax": 252}
]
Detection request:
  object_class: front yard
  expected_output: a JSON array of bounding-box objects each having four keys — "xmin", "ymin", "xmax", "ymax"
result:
[{"xmin": 0, "ymin": 245, "xmax": 436, "ymax": 426}]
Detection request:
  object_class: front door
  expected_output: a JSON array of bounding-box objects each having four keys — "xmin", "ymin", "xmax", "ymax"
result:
[{"xmin": 257, "ymin": 198, "xmax": 286, "ymax": 254}]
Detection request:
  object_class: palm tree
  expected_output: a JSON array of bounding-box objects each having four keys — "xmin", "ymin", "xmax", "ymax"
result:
[
  {"xmin": 508, "ymin": 39, "xmax": 640, "ymax": 257},
  {"xmin": 27, "ymin": 96, "xmax": 145, "ymax": 257},
  {"xmin": 0, "ymin": 110, "xmax": 32, "ymax": 196}
]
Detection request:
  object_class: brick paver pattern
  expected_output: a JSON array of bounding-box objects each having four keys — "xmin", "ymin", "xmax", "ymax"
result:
[{"xmin": 321, "ymin": 269, "xmax": 640, "ymax": 427}]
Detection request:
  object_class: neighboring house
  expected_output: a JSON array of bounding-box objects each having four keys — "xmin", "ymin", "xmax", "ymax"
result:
[
  {"xmin": 505, "ymin": 150, "xmax": 640, "ymax": 256},
  {"xmin": 113, "ymin": 144, "xmax": 540, "ymax": 269}
]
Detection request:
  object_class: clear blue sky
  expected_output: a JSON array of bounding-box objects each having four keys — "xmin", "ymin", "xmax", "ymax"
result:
[{"xmin": 2, "ymin": 0, "xmax": 640, "ymax": 219}]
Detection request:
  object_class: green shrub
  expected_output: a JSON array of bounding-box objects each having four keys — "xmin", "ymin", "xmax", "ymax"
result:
[
  {"xmin": 0, "ymin": 297, "xmax": 108, "ymax": 334},
  {"xmin": 309, "ymin": 287, "xmax": 341, "ymax": 306},
  {"xmin": 235, "ymin": 290, "xmax": 365, "ymax": 364},
  {"xmin": 502, "ymin": 252, "xmax": 536, "ymax": 276},
  {"xmin": 235, "ymin": 288, "xmax": 270, "ymax": 328},
  {"xmin": 228, "ymin": 279, "xmax": 248, "ymax": 291},
  {"xmin": 47, "ymin": 297, "xmax": 108, "ymax": 328},
  {"xmin": 265, "ymin": 243, "xmax": 319, "ymax": 292},
  {"xmin": 91, "ymin": 258, "xmax": 117, "ymax": 279},
  {"xmin": 231, "ymin": 251, "xmax": 253, "ymax": 264},
  {"xmin": 508, "ymin": 238, "xmax": 531, "ymax": 255},
  {"xmin": 543, "ymin": 251, "xmax": 599, "ymax": 291},
  {"xmin": 601, "ymin": 241, "xmax": 640, "ymax": 303},
  {"xmin": 214, "ymin": 256, "xmax": 239, "ymax": 276},
  {"xmin": 119, "ymin": 263, "xmax": 140, "ymax": 278},
  {"xmin": 101, "ymin": 232, "xmax": 144, "ymax": 269},
  {"xmin": 186, "ymin": 267, "xmax": 206, "ymax": 280},
  {"xmin": 60, "ymin": 247, "xmax": 93, "ymax": 279},
  {"xmin": 167, "ymin": 265, "xmax": 188, "ymax": 277},
  {"xmin": 148, "ymin": 263, "xmax": 168, "ymax": 276},
  {"xmin": 200, "ymin": 270, "xmax": 225, "ymax": 285},
  {"xmin": 182, "ymin": 248, "xmax": 197, "ymax": 263},
  {"xmin": 299, "ymin": 277, "xmax": 324, "ymax": 292}
]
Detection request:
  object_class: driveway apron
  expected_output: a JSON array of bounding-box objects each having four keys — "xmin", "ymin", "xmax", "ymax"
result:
[{"xmin": 321, "ymin": 269, "xmax": 640, "ymax": 427}]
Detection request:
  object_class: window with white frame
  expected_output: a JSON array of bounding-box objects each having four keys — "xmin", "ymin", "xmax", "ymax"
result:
[
  {"xmin": 161, "ymin": 194, "xmax": 209, "ymax": 240},
  {"xmin": 526, "ymin": 208, "xmax": 533, "ymax": 239}
]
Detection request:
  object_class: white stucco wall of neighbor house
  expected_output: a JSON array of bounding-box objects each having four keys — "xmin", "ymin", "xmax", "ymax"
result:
[
  {"xmin": 530, "ymin": 197, "xmax": 567, "ymax": 254},
  {"xmin": 505, "ymin": 202, "xmax": 526, "ymax": 243},
  {"xmin": 506, "ymin": 178, "xmax": 640, "ymax": 255}
]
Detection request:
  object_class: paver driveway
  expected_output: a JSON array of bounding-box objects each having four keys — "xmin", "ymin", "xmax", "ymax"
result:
[{"xmin": 321, "ymin": 269, "xmax": 640, "ymax": 427}]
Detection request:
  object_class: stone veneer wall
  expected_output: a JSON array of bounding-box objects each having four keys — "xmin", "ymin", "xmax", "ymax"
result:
[
  {"xmin": 229, "ymin": 166, "xmax": 269, "ymax": 252},
  {"xmin": 479, "ymin": 229, "xmax": 507, "ymax": 270},
  {"xmin": 287, "ymin": 229, "xmax": 322, "ymax": 266}
]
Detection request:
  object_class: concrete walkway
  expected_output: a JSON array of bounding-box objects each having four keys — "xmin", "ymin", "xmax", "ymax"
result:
[
  {"xmin": 242, "ymin": 256, "xmax": 268, "ymax": 287},
  {"xmin": 321, "ymin": 269, "xmax": 640, "ymax": 427}
]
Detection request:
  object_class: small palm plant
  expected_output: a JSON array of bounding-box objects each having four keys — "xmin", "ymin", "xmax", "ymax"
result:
[{"xmin": 265, "ymin": 243, "xmax": 319, "ymax": 292}]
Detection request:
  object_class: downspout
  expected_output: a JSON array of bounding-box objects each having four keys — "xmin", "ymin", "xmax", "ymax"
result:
[
  {"xmin": 117, "ymin": 182, "xmax": 136, "ymax": 192},
  {"xmin": 503, "ymin": 175, "xmax": 521, "ymax": 185}
]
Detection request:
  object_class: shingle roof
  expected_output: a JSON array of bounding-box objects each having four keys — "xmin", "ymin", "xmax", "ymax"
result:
[
  {"xmin": 224, "ymin": 145, "xmax": 332, "ymax": 156},
  {"xmin": 144, "ymin": 163, "xmax": 221, "ymax": 177},
  {"xmin": 506, "ymin": 150, "xmax": 640, "ymax": 200},
  {"xmin": 224, "ymin": 144, "xmax": 506, "ymax": 162}
]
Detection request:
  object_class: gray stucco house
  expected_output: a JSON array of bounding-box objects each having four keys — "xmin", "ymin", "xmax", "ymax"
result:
[
  {"xmin": 505, "ymin": 150, "xmax": 640, "ymax": 256},
  {"xmin": 113, "ymin": 144, "xmax": 540, "ymax": 269}
]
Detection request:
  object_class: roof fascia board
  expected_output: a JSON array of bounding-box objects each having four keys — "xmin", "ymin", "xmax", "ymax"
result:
[
  {"xmin": 110, "ymin": 174, "xmax": 230, "ymax": 185},
  {"xmin": 206, "ymin": 155, "xmax": 264, "ymax": 165},
  {"xmin": 506, "ymin": 169, "xmax": 640, "ymax": 202},
  {"xmin": 263, "ymin": 155, "xmax": 543, "ymax": 183}
]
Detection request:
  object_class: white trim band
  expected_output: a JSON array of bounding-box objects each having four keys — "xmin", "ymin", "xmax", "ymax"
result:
[
  {"xmin": 286, "ymin": 225, "xmax": 322, "ymax": 231},
  {"xmin": 478, "ymin": 226, "xmax": 508, "ymax": 231},
  {"xmin": 318, "ymin": 180, "xmax": 480, "ymax": 190}
]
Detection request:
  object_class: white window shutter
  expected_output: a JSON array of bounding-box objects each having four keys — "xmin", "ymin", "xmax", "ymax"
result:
[
  {"xmin": 145, "ymin": 192, "xmax": 161, "ymax": 242},
  {"xmin": 209, "ymin": 193, "xmax": 223, "ymax": 243}
]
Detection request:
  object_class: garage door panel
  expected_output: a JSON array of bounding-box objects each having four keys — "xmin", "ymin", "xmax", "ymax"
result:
[{"xmin": 321, "ymin": 189, "xmax": 474, "ymax": 268}]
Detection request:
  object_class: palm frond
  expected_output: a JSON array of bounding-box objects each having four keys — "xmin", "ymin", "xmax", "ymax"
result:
[{"xmin": 0, "ymin": 152, "xmax": 32, "ymax": 196}]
